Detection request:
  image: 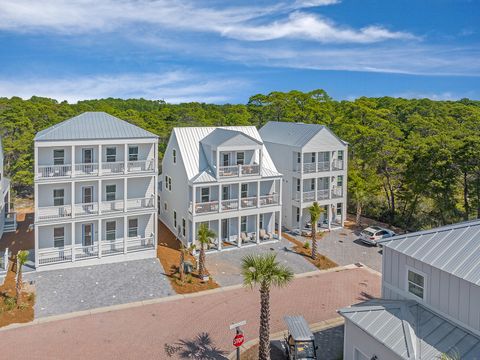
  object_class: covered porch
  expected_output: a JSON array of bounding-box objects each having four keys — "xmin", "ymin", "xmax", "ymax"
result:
[{"xmin": 294, "ymin": 202, "xmax": 345, "ymax": 234}]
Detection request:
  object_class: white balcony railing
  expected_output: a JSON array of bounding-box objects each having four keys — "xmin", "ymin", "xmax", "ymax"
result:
[
  {"xmin": 127, "ymin": 236, "xmax": 155, "ymax": 252},
  {"xmin": 37, "ymin": 205, "xmax": 72, "ymax": 221},
  {"xmin": 101, "ymin": 239, "xmax": 125, "ymax": 256},
  {"xmin": 195, "ymin": 201, "xmax": 219, "ymax": 214},
  {"xmin": 218, "ymin": 164, "xmax": 260, "ymax": 178},
  {"xmin": 219, "ymin": 165, "xmax": 239, "ymax": 178},
  {"xmin": 127, "ymin": 197, "xmax": 155, "ymax": 211},
  {"xmin": 75, "ymin": 244, "xmax": 99, "ymax": 260},
  {"xmin": 102, "ymin": 161, "xmax": 124, "ymax": 174},
  {"xmin": 127, "ymin": 159, "xmax": 155, "ymax": 173},
  {"xmin": 303, "ymin": 162, "xmax": 317, "ymax": 173},
  {"xmin": 317, "ymin": 189, "xmax": 330, "ymax": 200},
  {"xmin": 259, "ymin": 193, "xmax": 279, "ymax": 207},
  {"xmin": 74, "ymin": 202, "xmax": 99, "ymax": 217},
  {"xmin": 221, "ymin": 199, "xmax": 239, "ymax": 211},
  {"xmin": 332, "ymin": 159, "xmax": 344, "ymax": 170},
  {"xmin": 75, "ymin": 163, "xmax": 99, "ymax": 176},
  {"xmin": 101, "ymin": 199, "xmax": 124, "ymax": 213},
  {"xmin": 331, "ymin": 187, "xmax": 343, "ymax": 198},
  {"xmin": 241, "ymin": 164, "xmax": 260, "ymax": 176},
  {"xmin": 37, "ymin": 247, "xmax": 72, "ymax": 265},
  {"xmin": 240, "ymin": 196, "xmax": 257, "ymax": 209},
  {"xmin": 317, "ymin": 161, "xmax": 330, "ymax": 172},
  {"xmin": 37, "ymin": 165, "xmax": 71, "ymax": 178},
  {"xmin": 303, "ymin": 191, "xmax": 316, "ymax": 202}
]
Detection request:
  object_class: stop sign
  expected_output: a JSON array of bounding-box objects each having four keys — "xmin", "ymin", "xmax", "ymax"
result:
[{"xmin": 233, "ymin": 333, "xmax": 245, "ymax": 347}]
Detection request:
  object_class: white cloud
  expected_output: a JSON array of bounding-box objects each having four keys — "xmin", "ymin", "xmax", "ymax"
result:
[
  {"xmin": 0, "ymin": 0, "xmax": 414, "ymax": 43},
  {"xmin": 0, "ymin": 72, "xmax": 249, "ymax": 103}
]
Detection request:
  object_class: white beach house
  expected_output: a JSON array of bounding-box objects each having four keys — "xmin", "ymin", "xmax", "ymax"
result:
[
  {"xmin": 259, "ymin": 121, "xmax": 348, "ymax": 231},
  {"xmin": 34, "ymin": 112, "xmax": 158, "ymax": 269},
  {"xmin": 159, "ymin": 126, "xmax": 282, "ymax": 251},
  {"xmin": 339, "ymin": 220, "xmax": 480, "ymax": 359}
]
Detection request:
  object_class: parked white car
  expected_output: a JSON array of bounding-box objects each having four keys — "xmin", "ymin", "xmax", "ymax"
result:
[{"xmin": 359, "ymin": 226, "xmax": 395, "ymax": 246}]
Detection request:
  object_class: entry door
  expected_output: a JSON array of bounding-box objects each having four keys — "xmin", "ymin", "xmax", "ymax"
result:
[
  {"xmin": 222, "ymin": 153, "xmax": 230, "ymax": 166},
  {"xmin": 82, "ymin": 223, "xmax": 94, "ymax": 246},
  {"xmin": 82, "ymin": 148, "xmax": 93, "ymax": 163},
  {"xmin": 222, "ymin": 185, "xmax": 230, "ymax": 200},
  {"xmin": 221, "ymin": 219, "xmax": 228, "ymax": 241},
  {"xmin": 82, "ymin": 186, "xmax": 94, "ymax": 203}
]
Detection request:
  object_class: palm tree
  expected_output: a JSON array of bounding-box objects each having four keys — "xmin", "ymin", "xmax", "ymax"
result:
[
  {"xmin": 242, "ymin": 253, "xmax": 294, "ymax": 360},
  {"xmin": 197, "ymin": 224, "xmax": 216, "ymax": 279},
  {"xmin": 308, "ymin": 202, "xmax": 323, "ymax": 260},
  {"xmin": 15, "ymin": 250, "xmax": 29, "ymax": 305}
]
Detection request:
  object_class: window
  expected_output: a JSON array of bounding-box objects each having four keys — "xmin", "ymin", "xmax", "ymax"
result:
[
  {"xmin": 106, "ymin": 147, "xmax": 116, "ymax": 162},
  {"xmin": 53, "ymin": 149, "xmax": 65, "ymax": 165},
  {"xmin": 201, "ymin": 188, "xmax": 210, "ymax": 203},
  {"xmin": 105, "ymin": 184, "xmax": 116, "ymax": 201},
  {"xmin": 128, "ymin": 218, "xmax": 138, "ymax": 237},
  {"xmin": 241, "ymin": 184, "xmax": 248, "ymax": 198},
  {"xmin": 53, "ymin": 227, "xmax": 65, "ymax": 247},
  {"xmin": 182, "ymin": 218, "xmax": 186, "ymax": 237},
  {"xmin": 173, "ymin": 149, "xmax": 177, "ymax": 164},
  {"xmin": 337, "ymin": 203, "xmax": 342, "ymax": 216},
  {"xmin": 164, "ymin": 202, "xmax": 168, "ymax": 211},
  {"xmin": 259, "ymin": 214, "xmax": 264, "ymax": 229},
  {"xmin": 174, "ymin": 211, "xmax": 177, "ymax": 228},
  {"xmin": 297, "ymin": 152, "xmax": 301, "ymax": 163},
  {"xmin": 408, "ymin": 270, "xmax": 425, "ymax": 300},
  {"xmin": 310, "ymin": 153, "xmax": 316, "ymax": 163},
  {"xmin": 241, "ymin": 216, "xmax": 247, "ymax": 233},
  {"xmin": 338, "ymin": 150, "xmax": 344, "ymax": 161},
  {"xmin": 296, "ymin": 207, "xmax": 300, "ymax": 222},
  {"xmin": 105, "ymin": 221, "xmax": 116, "ymax": 241},
  {"xmin": 310, "ymin": 179, "xmax": 315, "ymax": 191},
  {"xmin": 296, "ymin": 179, "xmax": 301, "ymax": 192},
  {"xmin": 236, "ymin": 152, "xmax": 244, "ymax": 165},
  {"xmin": 53, "ymin": 189, "xmax": 64, "ymax": 206},
  {"xmin": 222, "ymin": 153, "xmax": 230, "ymax": 166},
  {"xmin": 128, "ymin": 146, "xmax": 139, "ymax": 161},
  {"xmin": 168, "ymin": 177, "xmax": 172, "ymax": 191},
  {"xmin": 222, "ymin": 185, "xmax": 229, "ymax": 200},
  {"xmin": 337, "ymin": 175, "xmax": 343, "ymax": 187}
]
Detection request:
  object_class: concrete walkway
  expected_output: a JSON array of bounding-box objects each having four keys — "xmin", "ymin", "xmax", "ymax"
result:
[{"xmin": 1, "ymin": 266, "xmax": 380, "ymax": 360}]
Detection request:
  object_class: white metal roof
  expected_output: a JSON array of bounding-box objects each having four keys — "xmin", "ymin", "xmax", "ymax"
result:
[
  {"xmin": 200, "ymin": 128, "xmax": 261, "ymax": 148},
  {"xmin": 259, "ymin": 121, "xmax": 348, "ymax": 148},
  {"xmin": 34, "ymin": 112, "xmax": 158, "ymax": 141},
  {"xmin": 173, "ymin": 126, "xmax": 281, "ymax": 182},
  {"xmin": 339, "ymin": 300, "xmax": 480, "ymax": 359},
  {"xmin": 380, "ymin": 219, "xmax": 480, "ymax": 286}
]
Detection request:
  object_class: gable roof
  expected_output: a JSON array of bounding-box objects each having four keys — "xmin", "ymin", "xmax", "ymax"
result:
[
  {"xmin": 200, "ymin": 128, "xmax": 262, "ymax": 148},
  {"xmin": 35, "ymin": 112, "xmax": 158, "ymax": 141},
  {"xmin": 339, "ymin": 300, "xmax": 480, "ymax": 360},
  {"xmin": 172, "ymin": 126, "xmax": 281, "ymax": 182},
  {"xmin": 379, "ymin": 219, "xmax": 480, "ymax": 286},
  {"xmin": 259, "ymin": 121, "xmax": 348, "ymax": 148}
]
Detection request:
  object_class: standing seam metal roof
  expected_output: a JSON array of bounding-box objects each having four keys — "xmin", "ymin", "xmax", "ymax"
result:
[
  {"xmin": 34, "ymin": 112, "xmax": 158, "ymax": 141},
  {"xmin": 379, "ymin": 219, "xmax": 480, "ymax": 286}
]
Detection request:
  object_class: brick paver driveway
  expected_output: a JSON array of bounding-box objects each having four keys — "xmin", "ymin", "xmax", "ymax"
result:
[{"xmin": 1, "ymin": 267, "xmax": 380, "ymax": 360}]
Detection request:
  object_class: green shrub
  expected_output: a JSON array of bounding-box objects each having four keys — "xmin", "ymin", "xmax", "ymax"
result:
[
  {"xmin": 18, "ymin": 302, "xmax": 28, "ymax": 311},
  {"xmin": 303, "ymin": 241, "xmax": 310, "ymax": 250},
  {"xmin": 4, "ymin": 296, "xmax": 16, "ymax": 311}
]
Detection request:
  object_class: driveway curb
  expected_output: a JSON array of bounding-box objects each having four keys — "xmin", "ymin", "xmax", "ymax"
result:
[{"xmin": 0, "ymin": 264, "xmax": 373, "ymax": 333}]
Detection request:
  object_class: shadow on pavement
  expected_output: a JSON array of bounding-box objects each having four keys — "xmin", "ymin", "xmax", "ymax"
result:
[{"xmin": 164, "ymin": 332, "xmax": 228, "ymax": 359}]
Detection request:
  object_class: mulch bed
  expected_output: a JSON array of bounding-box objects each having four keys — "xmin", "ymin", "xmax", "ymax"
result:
[
  {"xmin": 0, "ymin": 259, "xmax": 35, "ymax": 328},
  {"xmin": 157, "ymin": 221, "xmax": 219, "ymax": 294},
  {"xmin": 282, "ymin": 232, "xmax": 338, "ymax": 270}
]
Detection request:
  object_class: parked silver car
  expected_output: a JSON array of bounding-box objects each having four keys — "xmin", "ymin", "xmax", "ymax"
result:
[{"xmin": 360, "ymin": 226, "xmax": 395, "ymax": 246}]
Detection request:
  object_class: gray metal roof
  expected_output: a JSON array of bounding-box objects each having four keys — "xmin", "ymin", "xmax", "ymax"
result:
[
  {"xmin": 259, "ymin": 121, "xmax": 347, "ymax": 148},
  {"xmin": 200, "ymin": 128, "xmax": 262, "ymax": 148},
  {"xmin": 379, "ymin": 219, "xmax": 480, "ymax": 286},
  {"xmin": 34, "ymin": 112, "xmax": 158, "ymax": 141},
  {"xmin": 284, "ymin": 316, "xmax": 314, "ymax": 341},
  {"xmin": 339, "ymin": 300, "xmax": 480, "ymax": 360},
  {"xmin": 172, "ymin": 126, "xmax": 281, "ymax": 182}
]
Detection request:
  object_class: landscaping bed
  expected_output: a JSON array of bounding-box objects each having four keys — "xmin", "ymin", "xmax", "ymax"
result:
[
  {"xmin": 283, "ymin": 232, "xmax": 338, "ymax": 270},
  {"xmin": 0, "ymin": 261, "xmax": 35, "ymax": 328}
]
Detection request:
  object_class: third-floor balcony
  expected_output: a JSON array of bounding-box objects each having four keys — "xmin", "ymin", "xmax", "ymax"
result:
[{"xmin": 218, "ymin": 164, "xmax": 260, "ymax": 178}]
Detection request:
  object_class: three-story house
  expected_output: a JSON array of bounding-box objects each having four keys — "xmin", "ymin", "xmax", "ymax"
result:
[
  {"xmin": 34, "ymin": 112, "xmax": 158, "ymax": 269},
  {"xmin": 159, "ymin": 127, "xmax": 282, "ymax": 251}
]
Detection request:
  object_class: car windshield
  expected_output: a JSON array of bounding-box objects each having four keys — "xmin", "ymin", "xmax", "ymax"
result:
[
  {"xmin": 370, "ymin": 226, "xmax": 382, "ymax": 230},
  {"xmin": 362, "ymin": 230, "xmax": 375, "ymax": 236},
  {"xmin": 296, "ymin": 341, "xmax": 315, "ymax": 358}
]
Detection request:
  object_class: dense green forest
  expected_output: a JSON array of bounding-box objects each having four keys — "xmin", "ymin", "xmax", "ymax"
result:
[{"xmin": 1, "ymin": 90, "xmax": 480, "ymax": 231}]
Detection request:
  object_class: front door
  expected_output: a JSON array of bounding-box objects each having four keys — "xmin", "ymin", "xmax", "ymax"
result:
[
  {"xmin": 82, "ymin": 223, "xmax": 94, "ymax": 246},
  {"xmin": 222, "ymin": 153, "xmax": 230, "ymax": 167},
  {"xmin": 221, "ymin": 219, "xmax": 228, "ymax": 241},
  {"xmin": 82, "ymin": 148, "xmax": 93, "ymax": 163},
  {"xmin": 82, "ymin": 186, "xmax": 93, "ymax": 203}
]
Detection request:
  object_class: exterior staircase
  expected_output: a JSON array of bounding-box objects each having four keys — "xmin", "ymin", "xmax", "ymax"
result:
[{"xmin": 4, "ymin": 212, "xmax": 17, "ymax": 233}]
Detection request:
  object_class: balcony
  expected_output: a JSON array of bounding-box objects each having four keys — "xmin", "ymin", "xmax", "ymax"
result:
[
  {"xmin": 221, "ymin": 199, "xmax": 239, "ymax": 211},
  {"xmin": 293, "ymin": 188, "xmax": 343, "ymax": 202},
  {"xmin": 127, "ymin": 197, "xmax": 155, "ymax": 211},
  {"xmin": 100, "ymin": 199, "xmax": 124, "ymax": 213},
  {"xmin": 317, "ymin": 189, "xmax": 330, "ymax": 200},
  {"xmin": 259, "ymin": 193, "xmax": 279, "ymax": 207},
  {"xmin": 317, "ymin": 161, "xmax": 330, "ymax": 172},
  {"xmin": 194, "ymin": 201, "xmax": 220, "ymax": 214},
  {"xmin": 37, "ymin": 205, "xmax": 72, "ymax": 221},
  {"xmin": 294, "ymin": 161, "xmax": 331, "ymax": 174},
  {"xmin": 36, "ymin": 159, "xmax": 155, "ymax": 180},
  {"xmin": 332, "ymin": 159, "xmax": 344, "ymax": 171},
  {"xmin": 74, "ymin": 202, "xmax": 99, "ymax": 217},
  {"xmin": 218, "ymin": 164, "xmax": 260, "ymax": 178},
  {"xmin": 331, "ymin": 187, "xmax": 343, "ymax": 198},
  {"xmin": 240, "ymin": 196, "xmax": 257, "ymax": 209}
]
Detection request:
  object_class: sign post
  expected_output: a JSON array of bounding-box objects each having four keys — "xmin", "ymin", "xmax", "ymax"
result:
[{"xmin": 230, "ymin": 320, "xmax": 246, "ymax": 360}]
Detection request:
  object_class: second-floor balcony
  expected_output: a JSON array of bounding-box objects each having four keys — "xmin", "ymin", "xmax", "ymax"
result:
[
  {"xmin": 218, "ymin": 164, "xmax": 260, "ymax": 178},
  {"xmin": 37, "ymin": 159, "xmax": 155, "ymax": 180},
  {"xmin": 190, "ymin": 193, "xmax": 279, "ymax": 215},
  {"xmin": 293, "ymin": 187, "xmax": 343, "ymax": 202}
]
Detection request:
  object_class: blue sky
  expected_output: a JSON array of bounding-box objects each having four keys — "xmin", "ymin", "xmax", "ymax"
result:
[{"xmin": 0, "ymin": 0, "xmax": 478, "ymax": 103}]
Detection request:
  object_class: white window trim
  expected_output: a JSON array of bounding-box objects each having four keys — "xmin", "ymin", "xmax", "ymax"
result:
[
  {"xmin": 53, "ymin": 188, "xmax": 65, "ymax": 206},
  {"xmin": 128, "ymin": 218, "xmax": 139, "ymax": 238},
  {"xmin": 53, "ymin": 226, "xmax": 65, "ymax": 248},
  {"xmin": 173, "ymin": 210, "xmax": 177, "ymax": 228},
  {"xmin": 405, "ymin": 265, "xmax": 427, "ymax": 302},
  {"xmin": 105, "ymin": 220, "xmax": 116, "ymax": 241},
  {"xmin": 106, "ymin": 147, "xmax": 117, "ymax": 163},
  {"xmin": 105, "ymin": 184, "xmax": 116, "ymax": 201},
  {"xmin": 173, "ymin": 149, "xmax": 177, "ymax": 164},
  {"xmin": 53, "ymin": 148, "xmax": 65, "ymax": 165},
  {"xmin": 128, "ymin": 145, "xmax": 139, "ymax": 161}
]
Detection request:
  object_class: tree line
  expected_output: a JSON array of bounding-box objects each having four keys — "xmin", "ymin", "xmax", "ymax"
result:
[{"xmin": 1, "ymin": 90, "xmax": 479, "ymax": 231}]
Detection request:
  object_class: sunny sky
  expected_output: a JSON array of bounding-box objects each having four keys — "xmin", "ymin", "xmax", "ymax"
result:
[{"xmin": 0, "ymin": 0, "xmax": 478, "ymax": 103}]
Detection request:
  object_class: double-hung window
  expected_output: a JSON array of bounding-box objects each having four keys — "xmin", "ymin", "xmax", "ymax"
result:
[
  {"xmin": 105, "ymin": 221, "xmax": 116, "ymax": 241},
  {"xmin": 338, "ymin": 150, "xmax": 344, "ymax": 161},
  {"xmin": 173, "ymin": 149, "xmax": 177, "ymax": 164},
  {"xmin": 174, "ymin": 211, "xmax": 177, "ymax": 228},
  {"xmin": 128, "ymin": 218, "xmax": 138, "ymax": 237},
  {"xmin": 53, "ymin": 189, "xmax": 64, "ymax": 206},
  {"xmin": 310, "ymin": 179, "xmax": 315, "ymax": 191},
  {"xmin": 407, "ymin": 269, "xmax": 425, "ymax": 300},
  {"xmin": 53, "ymin": 227, "xmax": 65, "ymax": 247},
  {"xmin": 241, "ymin": 184, "xmax": 248, "ymax": 198},
  {"xmin": 128, "ymin": 146, "xmax": 139, "ymax": 161},
  {"xmin": 105, "ymin": 184, "xmax": 116, "ymax": 201},
  {"xmin": 106, "ymin": 147, "xmax": 116, "ymax": 162},
  {"xmin": 337, "ymin": 203, "xmax": 342, "ymax": 216},
  {"xmin": 296, "ymin": 179, "xmax": 301, "ymax": 192},
  {"xmin": 337, "ymin": 175, "xmax": 343, "ymax": 187},
  {"xmin": 53, "ymin": 149, "xmax": 65, "ymax": 165},
  {"xmin": 201, "ymin": 188, "xmax": 210, "ymax": 203},
  {"xmin": 182, "ymin": 218, "xmax": 186, "ymax": 237},
  {"xmin": 236, "ymin": 152, "xmax": 244, "ymax": 165}
]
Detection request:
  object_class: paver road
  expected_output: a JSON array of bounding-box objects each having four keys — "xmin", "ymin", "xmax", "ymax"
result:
[{"xmin": 0, "ymin": 267, "xmax": 380, "ymax": 360}]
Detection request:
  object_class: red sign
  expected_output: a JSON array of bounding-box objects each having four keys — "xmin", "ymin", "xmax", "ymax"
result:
[{"xmin": 233, "ymin": 333, "xmax": 245, "ymax": 347}]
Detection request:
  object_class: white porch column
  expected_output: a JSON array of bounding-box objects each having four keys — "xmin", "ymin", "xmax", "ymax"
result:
[
  {"xmin": 218, "ymin": 219, "xmax": 222, "ymax": 251},
  {"xmin": 34, "ymin": 145, "xmax": 39, "ymax": 179},
  {"xmin": 191, "ymin": 185, "xmax": 196, "ymax": 216},
  {"xmin": 71, "ymin": 145, "xmax": 75, "ymax": 177},
  {"xmin": 154, "ymin": 210, "xmax": 158, "ymax": 251},
  {"xmin": 98, "ymin": 179, "xmax": 102, "ymax": 215},
  {"xmin": 277, "ymin": 211, "xmax": 282, "ymax": 240},
  {"xmin": 6, "ymin": 188, "xmax": 10, "ymax": 212},
  {"xmin": 124, "ymin": 215, "xmax": 128, "ymax": 254},
  {"xmin": 257, "ymin": 181, "xmax": 260, "ymax": 208},
  {"xmin": 191, "ymin": 221, "xmax": 196, "ymax": 252},
  {"xmin": 71, "ymin": 181, "xmax": 75, "ymax": 218},
  {"xmin": 215, "ymin": 150, "xmax": 220, "ymax": 178},
  {"xmin": 71, "ymin": 222, "xmax": 76, "ymax": 262},
  {"xmin": 98, "ymin": 144, "xmax": 102, "ymax": 176},
  {"xmin": 300, "ymin": 151, "xmax": 304, "ymax": 175},
  {"xmin": 218, "ymin": 184, "xmax": 222, "ymax": 213},
  {"xmin": 34, "ymin": 224, "xmax": 39, "ymax": 268},
  {"xmin": 256, "ymin": 214, "xmax": 260, "ymax": 244},
  {"xmin": 124, "ymin": 177, "xmax": 128, "ymax": 212},
  {"xmin": 237, "ymin": 216, "xmax": 242, "ymax": 247},
  {"xmin": 124, "ymin": 144, "xmax": 128, "ymax": 174},
  {"xmin": 279, "ymin": 179, "xmax": 282, "ymax": 206},
  {"xmin": 327, "ymin": 204, "xmax": 332, "ymax": 230},
  {"xmin": 299, "ymin": 207, "xmax": 303, "ymax": 229},
  {"xmin": 98, "ymin": 218, "xmax": 102, "ymax": 258}
]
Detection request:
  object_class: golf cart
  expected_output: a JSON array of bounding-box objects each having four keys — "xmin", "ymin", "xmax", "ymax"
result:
[{"xmin": 284, "ymin": 316, "xmax": 318, "ymax": 360}]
